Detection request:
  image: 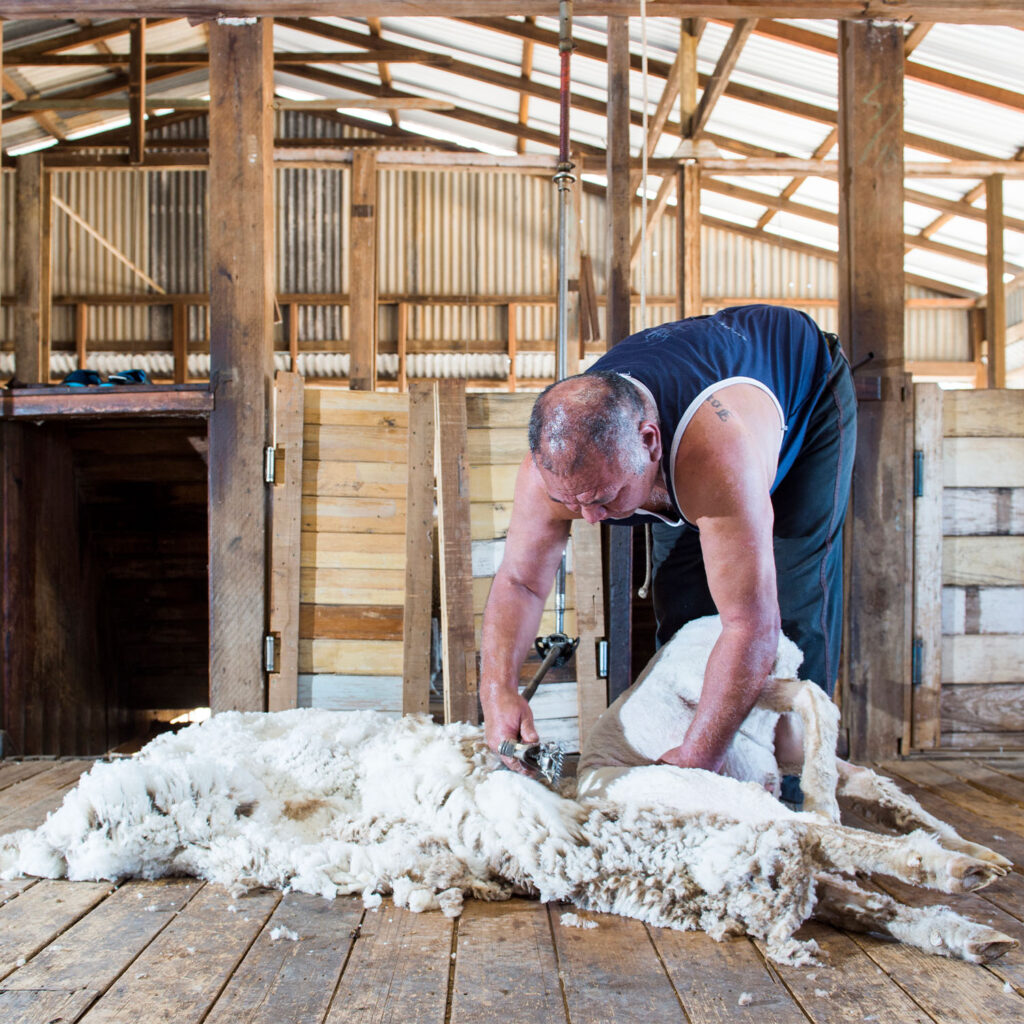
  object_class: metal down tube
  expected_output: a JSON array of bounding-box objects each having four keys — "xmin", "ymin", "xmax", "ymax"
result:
[{"xmin": 553, "ymin": 0, "xmax": 576, "ymax": 638}]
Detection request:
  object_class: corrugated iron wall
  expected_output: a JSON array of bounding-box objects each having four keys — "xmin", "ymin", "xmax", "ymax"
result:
[{"xmin": 0, "ymin": 158, "xmax": 981, "ymax": 368}]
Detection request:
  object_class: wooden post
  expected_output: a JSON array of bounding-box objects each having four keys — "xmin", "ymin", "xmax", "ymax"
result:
[
  {"xmin": 986, "ymin": 174, "xmax": 1006, "ymax": 389},
  {"xmin": 403, "ymin": 381, "xmax": 435, "ymax": 714},
  {"xmin": 507, "ymin": 302, "xmax": 518, "ymax": 392},
  {"xmin": 435, "ymin": 380, "xmax": 477, "ymax": 724},
  {"xmin": 969, "ymin": 305, "xmax": 988, "ymax": 389},
  {"xmin": 208, "ymin": 17, "xmax": 275, "ymax": 713},
  {"xmin": 128, "ymin": 19, "xmax": 146, "ymax": 165},
  {"xmin": 606, "ymin": 16, "xmax": 633, "ymax": 703},
  {"xmin": 838, "ymin": 21, "xmax": 910, "ymax": 762},
  {"xmin": 14, "ymin": 153, "xmax": 51, "ymax": 384},
  {"xmin": 677, "ymin": 161, "xmax": 702, "ymax": 317},
  {"xmin": 267, "ymin": 371, "xmax": 304, "ymax": 712},
  {"xmin": 75, "ymin": 303, "xmax": 88, "ymax": 369},
  {"xmin": 172, "ymin": 300, "xmax": 188, "ymax": 383},
  {"xmin": 349, "ymin": 151, "xmax": 378, "ymax": 391},
  {"xmin": 288, "ymin": 302, "xmax": 299, "ymax": 372},
  {"xmin": 396, "ymin": 301, "xmax": 408, "ymax": 392},
  {"xmin": 911, "ymin": 383, "xmax": 943, "ymax": 749}
]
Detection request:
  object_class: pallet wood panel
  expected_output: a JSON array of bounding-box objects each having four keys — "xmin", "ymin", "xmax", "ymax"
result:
[
  {"xmin": 942, "ymin": 635, "xmax": 1024, "ymax": 684},
  {"xmin": 297, "ymin": 673, "xmax": 403, "ymax": 713},
  {"xmin": 943, "ymin": 537, "xmax": 1024, "ymax": 587},
  {"xmin": 944, "ymin": 438, "xmax": 1024, "ymax": 489},
  {"xmin": 944, "ymin": 390, "xmax": 1024, "ymax": 437},
  {"xmin": 300, "ymin": 532, "xmax": 406, "ymax": 570},
  {"xmin": 933, "ymin": 388, "xmax": 1024, "ymax": 749},
  {"xmin": 942, "ymin": 683, "xmax": 1024, "ymax": 733},
  {"xmin": 300, "ymin": 604, "xmax": 403, "ymax": 641},
  {"xmin": 299, "ymin": 640, "xmax": 403, "ymax": 676},
  {"xmin": 943, "ymin": 488, "xmax": 1024, "ymax": 536}
]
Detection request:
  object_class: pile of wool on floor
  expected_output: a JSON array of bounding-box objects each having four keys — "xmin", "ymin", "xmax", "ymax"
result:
[{"xmin": 0, "ymin": 709, "xmax": 824, "ymax": 964}]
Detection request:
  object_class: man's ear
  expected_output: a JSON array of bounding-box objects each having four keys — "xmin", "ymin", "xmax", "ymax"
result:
[{"xmin": 640, "ymin": 421, "xmax": 662, "ymax": 462}]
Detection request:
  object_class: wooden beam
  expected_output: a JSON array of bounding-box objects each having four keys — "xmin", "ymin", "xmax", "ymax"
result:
[
  {"xmin": 349, "ymin": 151, "xmax": 378, "ymax": 391},
  {"xmin": 267, "ymin": 371, "xmax": 304, "ymax": 712},
  {"xmin": 606, "ymin": 16, "xmax": 632, "ymax": 706},
  {"xmin": 986, "ymin": 174, "xmax": 1007, "ymax": 389},
  {"xmin": 435, "ymin": 379, "xmax": 477, "ymax": 724},
  {"xmin": 128, "ymin": 19, "xmax": 145, "ymax": 165},
  {"xmin": 838, "ymin": 21, "xmax": 910, "ymax": 764},
  {"xmin": 677, "ymin": 162, "xmax": 701, "ymax": 318},
  {"xmin": 402, "ymin": 381, "xmax": 435, "ymax": 715},
  {"xmin": 14, "ymin": 154, "xmax": 51, "ymax": 384},
  {"xmin": 366, "ymin": 17, "xmax": 400, "ymax": 128},
  {"xmin": 207, "ymin": 17, "xmax": 275, "ymax": 713},
  {"xmin": 10, "ymin": 2, "xmax": 1023, "ymax": 23},
  {"xmin": 692, "ymin": 19, "xmax": 755, "ymax": 136},
  {"xmin": 517, "ymin": 17, "xmax": 536, "ymax": 156},
  {"xmin": 75, "ymin": 302, "xmax": 88, "ymax": 369}
]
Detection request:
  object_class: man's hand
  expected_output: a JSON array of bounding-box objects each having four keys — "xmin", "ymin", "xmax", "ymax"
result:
[{"xmin": 484, "ymin": 688, "xmax": 539, "ymax": 774}]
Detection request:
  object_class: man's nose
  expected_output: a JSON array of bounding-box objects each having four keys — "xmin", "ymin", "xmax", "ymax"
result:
[{"xmin": 582, "ymin": 505, "xmax": 606, "ymax": 524}]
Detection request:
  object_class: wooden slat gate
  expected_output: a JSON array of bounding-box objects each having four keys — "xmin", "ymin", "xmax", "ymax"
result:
[{"xmin": 912, "ymin": 385, "xmax": 1024, "ymax": 750}]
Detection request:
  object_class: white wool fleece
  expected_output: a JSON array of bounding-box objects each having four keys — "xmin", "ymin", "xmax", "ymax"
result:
[{"xmin": 1, "ymin": 708, "xmax": 829, "ymax": 964}]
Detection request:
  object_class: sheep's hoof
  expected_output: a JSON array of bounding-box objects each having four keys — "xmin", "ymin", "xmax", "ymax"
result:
[
  {"xmin": 943, "ymin": 855, "xmax": 1005, "ymax": 893},
  {"xmin": 951, "ymin": 841, "xmax": 1014, "ymax": 873},
  {"xmin": 962, "ymin": 930, "xmax": 1019, "ymax": 964}
]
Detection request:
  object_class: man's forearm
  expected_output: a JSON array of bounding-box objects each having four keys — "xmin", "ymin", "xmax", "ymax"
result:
[
  {"xmin": 660, "ymin": 625, "xmax": 778, "ymax": 771},
  {"xmin": 479, "ymin": 573, "xmax": 547, "ymax": 709}
]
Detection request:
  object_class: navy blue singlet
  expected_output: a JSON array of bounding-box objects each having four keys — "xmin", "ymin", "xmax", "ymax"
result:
[{"xmin": 587, "ymin": 304, "xmax": 833, "ymax": 527}]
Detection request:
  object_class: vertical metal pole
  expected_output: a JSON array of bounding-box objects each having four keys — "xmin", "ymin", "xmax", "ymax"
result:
[{"xmin": 553, "ymin": 0, "xmax": 575, "ymax": 635}]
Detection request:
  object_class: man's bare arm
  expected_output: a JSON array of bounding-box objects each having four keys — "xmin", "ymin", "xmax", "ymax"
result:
[
  {"xmin": 659, "ymin": 387, "xmax": 782, "ymax": 772},
  {"xmin": 480, "ymin": 455, "xmax": 573, "ymax": 763}
]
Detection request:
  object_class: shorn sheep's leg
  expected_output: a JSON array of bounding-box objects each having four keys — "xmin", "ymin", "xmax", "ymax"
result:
[
  {"xmin": 836, "ymin": 761, "xmax": 1013, "ymax": 871},
  {"xmin": 758, "ymin": 678, "xmax": 841, "ymax": 822},
  {"xmin": 813, "ymin": 873, "xmax": 1018, "ymax": 963},
  {"xmin": 805, "ymin": 820, "xmax": 1007, "ymax": 894}
]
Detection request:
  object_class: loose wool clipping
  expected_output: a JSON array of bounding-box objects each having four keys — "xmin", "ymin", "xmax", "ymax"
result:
[{"xmin": 1, "ymin": 707, "xmax": 838, "ymax": 964}]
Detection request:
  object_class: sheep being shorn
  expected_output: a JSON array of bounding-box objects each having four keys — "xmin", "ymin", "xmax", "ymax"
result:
[
  {"xmin": 0, "ymin": 619, "xmax": 1016, "ymax": 966},
  {"xmin": 576, "ymin": 614, "xmax": 1017, "ymax": 963}
]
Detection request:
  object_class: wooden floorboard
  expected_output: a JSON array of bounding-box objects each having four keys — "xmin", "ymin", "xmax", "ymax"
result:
[{"xmin": 0, "ymin": 756, "xmax": 1022, "ymax": 1023}]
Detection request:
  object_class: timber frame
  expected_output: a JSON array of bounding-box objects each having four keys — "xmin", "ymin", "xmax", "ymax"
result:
[{"xmin": 2, "ymin": 4, "xmax": 1023, "ymax": 759}]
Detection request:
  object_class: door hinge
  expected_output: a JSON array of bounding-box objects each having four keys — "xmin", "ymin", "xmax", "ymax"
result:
[
  {"xmin": 264, "ymin": 445, "xmax": 276, "ymax": 485},
  {"xmin": 263, "ymin": 633, "xmax": 278, "ymax": 673},
  {"xmin": 913, "ymin": 449, "xmax": 924, "ymax": 498},
  {"xmin": 911, "ymin": 637, "xmax": 923, "ymax": 687},
  {"xmin": 597, "ymin": 639, "xmax": 609, "ymax": 679}
]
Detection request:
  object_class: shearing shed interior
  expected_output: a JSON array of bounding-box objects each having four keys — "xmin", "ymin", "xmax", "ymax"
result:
[{"xmin": 1, "ymin": 2, "xmax": 1024, "ymax": 1022}]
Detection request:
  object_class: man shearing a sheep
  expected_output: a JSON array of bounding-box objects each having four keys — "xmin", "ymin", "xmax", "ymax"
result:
[{"xmin": 479, "ymin": 304, "xmax": 856, "ymax": 802}]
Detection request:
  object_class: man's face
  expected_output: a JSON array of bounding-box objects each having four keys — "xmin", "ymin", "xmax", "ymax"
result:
[{"xmin": 538, "ymin": 445, "xmax": 658, "ymax": 524}]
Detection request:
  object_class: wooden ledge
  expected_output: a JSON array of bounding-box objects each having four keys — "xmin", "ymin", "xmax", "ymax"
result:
[{"xmin": 0, "ymin": 383, "xmax": 214, "ymax": 420}]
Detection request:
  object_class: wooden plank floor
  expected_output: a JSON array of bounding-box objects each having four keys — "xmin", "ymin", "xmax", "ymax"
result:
[{"xmin": 1, "ymin": 756, "xmax": 1024, "ymax": 1024}]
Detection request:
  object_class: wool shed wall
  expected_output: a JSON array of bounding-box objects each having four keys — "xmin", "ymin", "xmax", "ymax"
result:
[{"xmin": 0, "ymin": 159, "xmax": 976, "ymax": 380}]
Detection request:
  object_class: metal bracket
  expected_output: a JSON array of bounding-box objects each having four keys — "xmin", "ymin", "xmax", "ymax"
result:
[
  {"xmin": 264, "ymin": 445, "xmax": 276, "ymax": 485},
  {"xmin": 913, "ymin": 449, "xmax": 924, "ymax": 498},
  {"xmin": 597, "ymin": 639, "xmax": 609, "ymax": 679},
  {"xmin": 263, "ymin": 633, "xmax": 277, "ymax": 673},
  {"xmin": 911, "ymin": 637, "xmax": 923, "ymax": 688}
]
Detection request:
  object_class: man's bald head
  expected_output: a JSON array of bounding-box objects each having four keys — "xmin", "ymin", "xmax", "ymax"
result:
[{"xmin": 528, "ymin": 371, "xmax": 649, "ymax": 476}]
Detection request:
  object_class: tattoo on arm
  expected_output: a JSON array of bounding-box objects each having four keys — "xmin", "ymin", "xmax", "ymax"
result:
[{"xmin": 705, "ymin": 395, "xmax": 731, "ymax": 421}]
